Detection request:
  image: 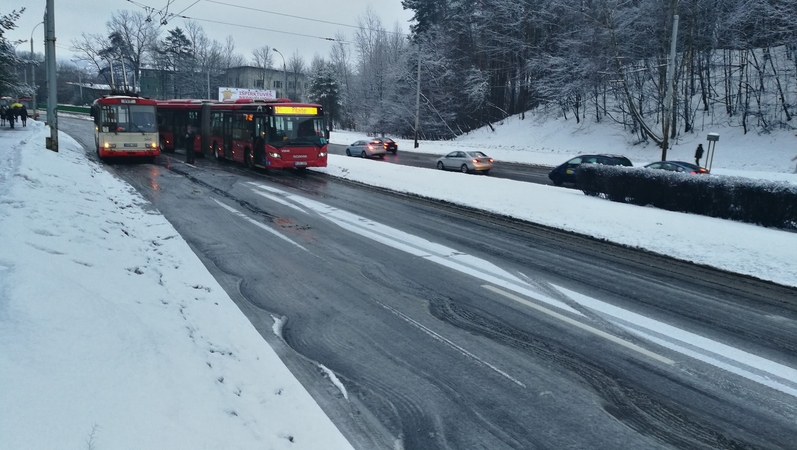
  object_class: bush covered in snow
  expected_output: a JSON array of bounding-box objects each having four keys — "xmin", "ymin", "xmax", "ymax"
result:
[{"xmin": 576, "ymin": 164, "xmax": 797, "ymax": 229}]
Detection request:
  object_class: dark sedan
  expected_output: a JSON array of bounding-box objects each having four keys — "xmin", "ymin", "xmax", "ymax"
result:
[
  {"xmin": 548, "ymin": 154, "xmax": 633, "ymax": 186},
  {"xmin": 644, "ymin": 161, "xmax": 709, "ymax": 174},
  {"xmin": 372, "ymin": 137, "xmax": 398, "ymax": 154}
]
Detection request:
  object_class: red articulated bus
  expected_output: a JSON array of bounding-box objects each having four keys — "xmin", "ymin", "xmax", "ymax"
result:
[
  {"xmin": 156, "ymin": 98, "xmax": 328, "ymax": 169},
  {"xmin": 155, "ymin": 99, "xmax": 211, "ymax": 155},
  {"xmin": 90, "ymin": 95, "xmax": 159, "ymax": 162}
]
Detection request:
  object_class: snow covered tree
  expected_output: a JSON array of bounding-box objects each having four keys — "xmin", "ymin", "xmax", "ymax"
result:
[{"xmin": 0, "ymin": 8, "xmax": 25, "ymax": 98}]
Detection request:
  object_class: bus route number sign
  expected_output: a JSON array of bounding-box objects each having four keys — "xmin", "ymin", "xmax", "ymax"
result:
[
  {"xmin": 274, "ymin": 106, "xmax": 317, "ymax": 115},
  {"xmin": 120, "ymin": 99, "xmax": 136, "ymax": 104}
]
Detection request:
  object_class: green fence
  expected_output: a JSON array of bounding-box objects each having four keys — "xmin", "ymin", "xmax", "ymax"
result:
[{"xmin": 58, "ymin": 105, "xmax": 91, "ymax": 114}]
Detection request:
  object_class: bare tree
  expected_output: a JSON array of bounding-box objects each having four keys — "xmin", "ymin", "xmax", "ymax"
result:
[
  {"xmin": 287, "ymin": 50, "xmax": 306, "ymax": 101},
  {"xmin": 252, "ymin": 45, "xmax": 274, "ymax": 91}
]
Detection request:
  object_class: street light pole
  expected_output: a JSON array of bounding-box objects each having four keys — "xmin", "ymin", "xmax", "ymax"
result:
[
  {"xmin": 13, "ymin": 41, "xmax": 27, "ymax": 78},
  {"xmin": 31, "ymin": 22, "xmax": 43, "ymax": 120},
  {"xmin": 413, "ymin": 43, "xmax": 421, "ymax": 149},
  {"xmin": 273, "ymin": 48, "xmax": 287, "ymax": 99}
]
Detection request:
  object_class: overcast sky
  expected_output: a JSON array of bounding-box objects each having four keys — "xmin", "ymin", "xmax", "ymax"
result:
[{"xmin": 9, "ymin": 0, "xmax": 414, "ymax": 65}]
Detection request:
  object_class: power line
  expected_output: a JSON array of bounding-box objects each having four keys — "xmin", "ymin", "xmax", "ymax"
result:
[
  {"xmin": 202, "ymin": 0, "xmax": 404, "ymax": 35},
  {"xmin": 127, "ymin": 0, "xmax": 402, "ymax": 41},
  {"xmin": 173, "ymin": 14, "xmax": 349, "ymax": 43}
]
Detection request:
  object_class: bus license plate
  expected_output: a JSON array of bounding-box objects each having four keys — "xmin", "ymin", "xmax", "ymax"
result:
[
  {"xmin": 294, "ymin": 161, "xmax": 307, "ymax": 166},
  {"xmin": 124, "ymin": 143, "xmax": 138, "ymax": 147}
]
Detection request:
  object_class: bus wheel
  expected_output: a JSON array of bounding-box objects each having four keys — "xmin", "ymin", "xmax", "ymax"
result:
[
  {"xmin": 160, "ymin": 137, "xmax": 168, "ymax": 153},
  {"xmin": 244, "ymin": 149, "xmax": 254, "ymax": 169}
]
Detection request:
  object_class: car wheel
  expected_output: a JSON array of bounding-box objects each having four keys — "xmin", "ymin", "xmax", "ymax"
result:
[
  {"xmin": 482, "ymin": 169, "xmax": 490, "ymax": 175},
  {"xmin": 361, "ymin": 151, "xmax": 366, "ymax": 158},
  {"xmin": 160, "ymin": 137, "xmax": 168, "ymax": 153},
  {"xmin": 551, "ymin": 175, "xmax": 563, "ymax": 186},
  {"xmin": 346, "ymin": 149, "xmax": 351, "ymax": 156},
  {"xmin": 460, "ymin": 164, "xmax": 469, "ymax": 173},
  {"xmin": 380, "ymin": 154, "xmax": 386, "ymax": 160},
  {"xmin": 437, "ymin": 161, "xmax": 444, "ymax": 170},
  {"xmin": 391, "ymin": 149, "xmax": 397, "ymax": 154}
]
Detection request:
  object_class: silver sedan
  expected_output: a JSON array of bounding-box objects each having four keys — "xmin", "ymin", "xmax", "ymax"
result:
[
  {"xmin": 345, "ymin": 140, "xmax": 387, "ymax": 159},
  {"xmin": 436, "ymin": 151, "xmax": 494, "ymax": 174}
]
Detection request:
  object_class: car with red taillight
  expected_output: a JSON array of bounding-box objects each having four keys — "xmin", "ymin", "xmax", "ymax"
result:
[
  {"xmin": 435, "ymin": 150, "xmax": 494, "ymax": 174},
  {"xmin": 346, "ymin": 140, "xmax": 387, "ymax": 159},
  {"xmin": 372, "ymin": 137, "xmax": 398, "ymax": 154}
]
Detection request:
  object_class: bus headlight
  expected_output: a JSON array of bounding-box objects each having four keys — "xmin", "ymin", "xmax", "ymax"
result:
[
  {"xmin": 268, "ymin": 152, "xmax": 281, "ymax": 159},
  {"xmin": 103, "ymin": 142, "xmax": 111, "ymax": 149},
  {"xmin": 151, "ymin": 142, "xmax": 157, "ymax": 148},
  {"xmin": 318, "ymin": 152, "xmax": 327, "ymax": 157}
]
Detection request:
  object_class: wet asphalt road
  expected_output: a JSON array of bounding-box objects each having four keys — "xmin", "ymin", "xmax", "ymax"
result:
[
  {"xmin": 326, "ymin": 142, "xmax": 555, "ymax": 185},
  {"xmin": 61, "ymin": 115, "xmax": 797, "ymax": 450}
]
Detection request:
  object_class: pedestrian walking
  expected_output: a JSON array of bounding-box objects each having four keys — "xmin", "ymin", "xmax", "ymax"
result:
[
  {"xmin": 0, "ymin": 106, "xmax": 6, "ymax": 126},
  {"xmin": 695, "ymin": 143, "xmax": 704, "ymax": 166},
  {"xmin": 20, "ymin": 107, "xmax": 27, "ymax": 127},
  {"xmin": 184, "ymin": 125, "xmax": 197, "ymax": 164},
  {"xmin": 5, "ymin": 107, "xmax": 15, "ymax": 129}
]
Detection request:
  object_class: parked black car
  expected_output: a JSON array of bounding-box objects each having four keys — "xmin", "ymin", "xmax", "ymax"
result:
[{"xmin": 548, "ymin": 154, "xmax": 633, "ymax": 186}]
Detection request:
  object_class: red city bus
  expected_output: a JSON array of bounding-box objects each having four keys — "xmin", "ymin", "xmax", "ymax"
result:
[
  {"xmin": 90, "ymin": 95, "xmax": 159, "ymax": 161},
  {"xmin": 210, "ymin": 99, "xmax": 327, "ymax": 169},
  {"xmin": 156, "ymin": 98, "xmax": 328, "ymax": 169}
]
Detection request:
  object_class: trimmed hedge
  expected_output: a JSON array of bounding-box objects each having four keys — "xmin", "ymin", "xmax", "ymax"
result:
[{"xmin": 576, "ymin": 164, "xmax": 797, "ymax": 229}]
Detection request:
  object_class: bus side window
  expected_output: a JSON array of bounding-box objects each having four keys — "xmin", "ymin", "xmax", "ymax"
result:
[{"xmin": 101, "ymin": 106, "xmax": 117, "ymax": 132}]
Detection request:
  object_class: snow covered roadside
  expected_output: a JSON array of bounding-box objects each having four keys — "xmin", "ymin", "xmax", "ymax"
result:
[
  {"xmin": 312, "ymin": 155, "xmax": 797, "ymax": 288},
  {"xmin": 0, "ymin": 122, "xmax": 354, "ymax": 450}
]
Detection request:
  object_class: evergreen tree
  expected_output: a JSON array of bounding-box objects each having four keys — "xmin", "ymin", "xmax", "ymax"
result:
[
  {"xmin": 0, "ymin": 8, "xmax": 25, "ymax": 98},
  {"xmin": 308, "ymin": 63, "xmax": 341, "ymax": 129}
]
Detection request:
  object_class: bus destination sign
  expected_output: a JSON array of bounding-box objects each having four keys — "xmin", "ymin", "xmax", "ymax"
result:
[{"xmin": 274, "ymin": 106, "xmax": 318, "ymax": 115}]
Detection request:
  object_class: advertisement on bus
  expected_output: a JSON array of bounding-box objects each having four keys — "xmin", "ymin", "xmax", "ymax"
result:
[{"xmin": 218, "ymin": 87, "xmax": 277, "ymax": 102}]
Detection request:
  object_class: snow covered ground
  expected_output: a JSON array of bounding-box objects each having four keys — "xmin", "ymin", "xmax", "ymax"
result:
[{"xmin": 1, "ymin": 115, "xmax": 795, "ymax": 448}]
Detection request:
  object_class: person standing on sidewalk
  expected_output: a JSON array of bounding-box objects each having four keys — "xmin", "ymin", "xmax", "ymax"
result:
[{"xmin": 184, "ymin": 125, "xmax": 197, "ymax": 164}]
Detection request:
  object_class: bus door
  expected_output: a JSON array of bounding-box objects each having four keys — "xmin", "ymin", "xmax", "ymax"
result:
[
  {"xmin": 223, "ymin": 113, "xmax": 233, "ymax": 159},
  {"xmin": 253, "ymin": 115, "xmax": 267, "ymax": 165}
]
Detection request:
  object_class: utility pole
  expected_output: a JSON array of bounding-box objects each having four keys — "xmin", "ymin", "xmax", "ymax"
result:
[
  {"xmin": 413, "ymin": 43, "xmax": 421, "ymax": 148},
  {"xmin": 661, "ymin": 14, "xmax": 679, "ymax": 161},
  {"xmin": 44, "ymin": 0, "xmax": 58, "ymax": 152}
]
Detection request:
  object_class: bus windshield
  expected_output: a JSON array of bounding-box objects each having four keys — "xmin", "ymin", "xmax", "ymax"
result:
[
  {"xmin": 266, "ymin": 116, "xmax": 326, "ymax": 147},
  {"xmin": 100, "ymin": 104, "xmax": 157, "ymax": 133}
]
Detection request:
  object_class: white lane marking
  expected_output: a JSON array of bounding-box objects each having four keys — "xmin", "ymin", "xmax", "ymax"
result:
[
  {"xmin": 247, "ymin": 183, "xmax": 582, "ymax": 315},
  {"xmin": 553, "ymin": 284, "xmax": 797, "ymax": 398},
  {"xmin": 212, "ymin": 199, "xmax": 308, "ymax": 252},
  {"xmin": 483, "ymin": 285, "xmax": 675, "ymax": 365},
  {"xmin": 250, "ymin": 188, "xmax": 308, "ymax": 214},
  {"xmin": 618, "ymin": 325, "xmax": 797, "ymax": 398},
  {"xmin": 377, "ymin": 301, "xmax": 526, "ymax": 388}
]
